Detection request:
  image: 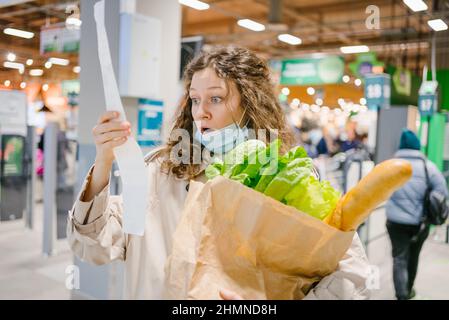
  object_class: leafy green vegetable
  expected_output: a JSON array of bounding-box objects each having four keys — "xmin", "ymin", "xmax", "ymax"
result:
[
  {"xmin": 205, "ymin": 161, "xmax": 223, "ymax": 180},
  {"xmin": 263, "ymin": 158, "xmax": 313, "ymax": 201},
  {"xmin": 284, "ymin": 177, "xmax": 341, "ymax": 220},
  {"xmin": 222, "ymin": 139, "xmax": 266, "ymax": 178},
  {"xmin": 204, "ymin": 139, "xmax": 340, "ymax": 221}
]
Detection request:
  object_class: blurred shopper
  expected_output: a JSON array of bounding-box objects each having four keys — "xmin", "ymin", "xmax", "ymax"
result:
[
  {"xmin": 385, "ymin": 129, "xmax": 449, "ymax": 300},
  {"xmin": 317, "ymin": 125, "xmax": 340, "ymax": 157},
  {"xmin": 67, "ymin": 46, "xmax": 372, "ymax": 300},
  {"xmin": 339, "ymin": 120, "xmax": 362, "ymax": 152}
]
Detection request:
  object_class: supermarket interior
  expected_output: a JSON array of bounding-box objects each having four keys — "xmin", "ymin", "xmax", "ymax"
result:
[{"xmin": 0, "ymin": 0, "xmax": 449, "ymax": 300}]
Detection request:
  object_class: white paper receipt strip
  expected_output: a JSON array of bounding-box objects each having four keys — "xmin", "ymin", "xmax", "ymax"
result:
[{"xmin": 94, "ymin": 0, "xmax": 148, "ymax": 236}]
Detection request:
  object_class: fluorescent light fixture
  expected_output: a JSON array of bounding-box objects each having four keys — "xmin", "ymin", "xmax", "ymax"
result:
[
  {"xmin": 26, "ymin": 59, "xmax": 33, "ymax": 66},
  {"xmin": 49, "ymin": 57, "xmax": 70, "ymax": 66},
  {"xmin": 73, "ymin": 66, "xmax": 81, "ymax": 73},
  {"xmin": 340, "ymin": 45, "xmax": 369, "ymax": 54},
  {"xmin": 354, "ymin": 78, "xmax": 362, "ymax": 86},
  {"xmin": 3, "ymin": 61, "xmax": 24, "ymax": 73},
  {"xmin": 7, "ymin": 52, "xmax": 16, "ymax": 62},
  {"xmin": 403, "ymin": 0, "xmax": 428, "ymax": 12},
  {"xmin": 20, "ymin": 82, "xmax": 26, "ymax": 89},
  {"xmin": 45, "ymin": 61, "xmax": 52, "ymax": 69},
  {"xmin": 42, "ymin": 83, "xmax": 49, "ymax": 91},
  {"xmin": 237, "ymin": 19, "xmax": 265, "ymax": 32},
  {"xmin": 178, "ymin": 0, "xmax": 209, "ymax": 10},
  {"xmin": 278, "ymin": 33, "xmax": 302, "ymax": 45},
  {"xmin": 306, "ymin": 87, "xmax": 315, "ymax": 95},
  {"xmin": 4, "ymin": 80, "xmax": 10, "ymax": 87},
  {"xmin": 428, "ymin": 19, "xmax": 448, "ymax": 31},
  {"xmin": 342, "ymin": 75, "xmax": 350, "ymax": 83},
  {"xmin": 281, "ymin": 87, "xmax": 290, "ymax": 95},
  {"xmin": 66, "ymin": 17, "xmax": 82, "ymax": 27},
  {"xmin": 3, "ymin": 27, "xmax": 34, "ymax": 39},
  {"xmin": 29, "ymin": 69, "xmax": 44, "ymax": 76}
]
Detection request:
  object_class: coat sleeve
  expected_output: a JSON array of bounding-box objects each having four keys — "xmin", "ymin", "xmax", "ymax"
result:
[
  {"xmin": 303, "ymin": 233, "xmax": 372, "ymax": 300},
  {"xmin": 67, "ymin": 165, "xmax": 126, "ymax": 265}
]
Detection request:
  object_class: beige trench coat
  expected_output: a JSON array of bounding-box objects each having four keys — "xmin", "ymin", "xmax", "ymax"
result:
[{"xmin": 67, "ymin": 150, "xmax": 372, "ymax": 300}]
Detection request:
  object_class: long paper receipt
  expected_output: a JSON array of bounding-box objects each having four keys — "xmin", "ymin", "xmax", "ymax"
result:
[{"xmin": 94, "ymin": 0, "xmax": 149, "ymax": 236}]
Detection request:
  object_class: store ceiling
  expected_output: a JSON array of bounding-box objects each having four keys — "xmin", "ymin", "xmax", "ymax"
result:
[
  {"xmin": 0, "ymin": 0, "xmax": 448, "ymax": 88},
  {"xmin": 182, "ymin": 0, "xmax": 449, "ymax": 72},
  {"xmin": 0, "ymin": 0, "xmax": 79, "ymax": 86}
]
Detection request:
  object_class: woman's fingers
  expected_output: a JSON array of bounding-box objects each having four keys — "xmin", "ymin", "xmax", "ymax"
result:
[
  {"xmin": 219, "ymin": 289, "xmax": 243, "ymax": 300},
  {"xmin": 93, "ymin": 120, "xmax": 130, "ymax": 136},
  {"xmin": 95, "ymin": 129, "xmax": 130, "ymax": 144},
  {"xmin": 102, "ymin": 136, "xmax": 128, "ymax": 149},
  {"xmin": 98, "ymin": 111, "xmax": 119, "ymax": 124}
]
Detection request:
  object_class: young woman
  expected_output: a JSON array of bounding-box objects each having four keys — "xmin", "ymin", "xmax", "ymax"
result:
[{"xmin": 68, "ymin": 46, "xmax": 371, "ymax": 300}]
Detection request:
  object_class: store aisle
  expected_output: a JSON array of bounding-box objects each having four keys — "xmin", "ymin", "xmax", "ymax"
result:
[
  {"xmin": 0, "ymin": 203, "xmax": 85, "ymax": 300},
  {"xmin": 368, "ymin": 219, "xmax": 449, "ymax": 300}
]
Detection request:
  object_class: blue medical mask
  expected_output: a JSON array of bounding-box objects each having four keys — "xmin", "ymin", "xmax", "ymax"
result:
[{"xmin": 194, "ymin": 118, "xmax": 249, "ymax": 155}]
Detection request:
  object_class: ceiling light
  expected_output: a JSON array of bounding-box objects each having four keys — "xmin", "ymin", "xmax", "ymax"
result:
[
  {"xmin": 20, "ymin": 82, "xmax": 26, "ymax": 89},
  {"xmin": 315, "ymin": 98, "xmax": 323, "ymax": 106},
  {"xmin": 360, "ymin": 98, "xmax": 367, "ymax": 105},
  {"xmin": 4, "ymin": 80, "xmax": 10, "ymax": 87},
  {"xmin": 45, "ymin": 61, "xmax": 52, "ymax": 69},
  {"xmin": 354, "ymin": 78, "xmax": 362, "ymax": 86},
  {"xmin": 340, "ymin": 45, "xmax": 369, "ymax": 54},
  {"xmin": 26, "ymin": 59, "xmax": 33, "ymax": 66},
  {"xmin": 73, "ymin": 66, "xmax": 81, "ymax": 73},
  {"xmin": 291, "ymin": 98, "xmax": 300, "ymax": 108},
  {"xmin": 49, "ymin": 57, "xmax": 70, "ymax": 66},
  {"xmin": 342, "ymin": 75, "xmax": 350, "ymax": 83},
  {"xmin": 3, "ymin": 61, "xmax": 24, "ymax": 73},
  {"xmin": 178, "ymin": 0, "xmax": 209, "ymax": 10},
  {"xmin": 278, "ymin": 33, "xmax": 302, "ymax": 45},
  {"xmin": 281, "ymin": 87, "xmax": 290, "ymax": 95},
  {"xmin": 3, "ymin": 27, "xmax": 34, "ymax": 39},
  {"xmin": 7, "ymin": 52, "xmax": 16, "ymax": 62},
  {"xmin": 29, "ymin": 69, "xmax": 44, "ymax": 76},
  {"xmin": 42, "ymin": 83, "xmax": 49, "ymax": 92},
  {"xmin": 403, "ymin": 0, "xmax": 428, "ymax": 12},
  {"xmin": 66, "ymin": 17, "xmax": 82, "ymax": 28},
  {"xmin": 427, "ymin": 19, "xmax": 448, "ymax": 31},
  {"xmin": 306, "ymin": 87, "xmax": 315, "ymax": 95},
  {"xmin": 237, "ymin": 19, "xmax": 265, "ymax": 32}
]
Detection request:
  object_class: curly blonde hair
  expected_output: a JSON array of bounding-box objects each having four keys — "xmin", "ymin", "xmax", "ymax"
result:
[{"xmin": 151, "ymin": 46, "xmax": 294, "ymax": 180}]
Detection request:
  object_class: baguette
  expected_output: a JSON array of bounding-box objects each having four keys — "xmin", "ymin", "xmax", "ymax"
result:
[{"xmin": 326, "ymin": 159, "xmax": 412, "ymax": 231}]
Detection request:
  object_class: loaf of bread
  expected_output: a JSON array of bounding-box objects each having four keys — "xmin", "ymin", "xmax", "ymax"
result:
[{"xmin": 325, "ymin": 159, "xmax": 413, "ymax": 231}]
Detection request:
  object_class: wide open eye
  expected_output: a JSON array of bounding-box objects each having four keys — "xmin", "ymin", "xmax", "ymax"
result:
[
  {"xmin": 191, "ymin": 97, "xmax": 200, "ymax": 105},
  {"xmin": 211, "ymin": 96, "xmax": 223, "ymax": 104}
]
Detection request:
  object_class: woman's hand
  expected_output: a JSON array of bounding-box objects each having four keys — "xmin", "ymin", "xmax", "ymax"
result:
[
  {"xmin": 92, "ymin": 111, "xmax": 131, "ymax": 164},
  {"xmin": 81, "ymin": 111, "xmax": 131, "ymax": 201},
  {"xmin": 219, "ymin": 289, "xmax": 244, "ymax": 300}
]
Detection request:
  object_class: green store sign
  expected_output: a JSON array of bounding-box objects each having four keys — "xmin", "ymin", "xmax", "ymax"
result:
[{"xmin": 280, "ymin": 56, "xmax": 345, "ymax": 85}]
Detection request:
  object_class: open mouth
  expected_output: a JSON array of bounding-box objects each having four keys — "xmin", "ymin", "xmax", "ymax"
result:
[{"xmin": 201, "ymin": 127, "xmax": 214, "ymax": 134}]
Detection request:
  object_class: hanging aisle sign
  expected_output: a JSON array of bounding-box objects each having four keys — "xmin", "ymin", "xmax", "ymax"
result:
[
  {"xmin": 418, "ymin": 81, "xmax": 439, "ymax": 117},
  {"xmin": 280, "ymin": 56, "xmax": 345, "ymax": 85},
  {"xmin": 364, "ymin": 73, "xmax": 391, "ymax": 110}
]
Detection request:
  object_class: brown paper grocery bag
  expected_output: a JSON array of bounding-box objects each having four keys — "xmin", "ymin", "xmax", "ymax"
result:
[{"xmin": 164, "ymin": 176, "xmax": 355, "ymax": 300}]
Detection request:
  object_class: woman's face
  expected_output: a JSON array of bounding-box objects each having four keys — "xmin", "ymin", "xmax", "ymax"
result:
[{"xmin": 190, "ymin": 67, "xmax": 244, "ymax": 134}]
